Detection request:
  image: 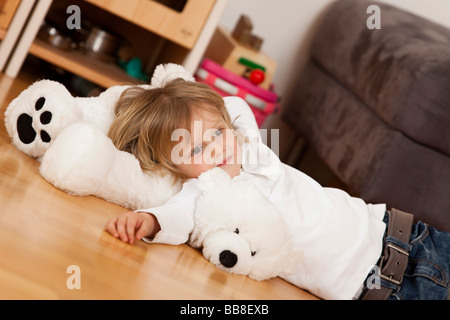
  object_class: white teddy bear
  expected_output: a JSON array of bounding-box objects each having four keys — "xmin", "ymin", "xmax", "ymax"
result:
[
  {"xmin": 4, "ymin": 64, "xmax": 194, "ymax": 209},
  {"xmin": 190, "ymin": 168, "xmax": 298, "ymax": 281}
]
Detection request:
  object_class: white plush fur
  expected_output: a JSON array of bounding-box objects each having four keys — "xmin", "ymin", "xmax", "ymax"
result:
[
  {"xmin": 150, "ymin": 63, "xmax": 195, "ymax": 87},
  {"xmin": 39, "ymin": 122, "xmax": 178, "ymax": 209},
  {"xmin": 4, "ymin": 64, "xmax": 187, "ymax": 209},
  {"xmin": 190, "ymin": 168, "xmax": 298, "ymax": 281}
]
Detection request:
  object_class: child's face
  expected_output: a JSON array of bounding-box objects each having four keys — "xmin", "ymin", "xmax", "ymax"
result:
[{"xmin": 171, "ymin": 108, "xmax": 242, "ymax": 179}]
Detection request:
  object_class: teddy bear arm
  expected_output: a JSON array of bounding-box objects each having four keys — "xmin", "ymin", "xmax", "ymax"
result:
[
  {"xmin": 39, "ymin": 123, "xmax": 115, "ymax": 196},
  {"xmin": 40, "ymin": 122, "xmax": 181, "ymax": 209},
  {"xmin": 99, "ymin": 154, "xmax": 181, "ymax": 210}
]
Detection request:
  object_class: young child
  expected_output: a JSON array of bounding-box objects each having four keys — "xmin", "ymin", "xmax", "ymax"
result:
[{"xmin": 104, "ymin": 78, "xmax": 449, "ymax": 300}]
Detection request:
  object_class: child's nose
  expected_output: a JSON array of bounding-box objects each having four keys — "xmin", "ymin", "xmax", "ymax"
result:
[
  {"xmin": 207, "ymin": 139, "xmax": 225, "ymax": 163},
  {"xmin": 209, "ymin": 143, "xmax": 223, "ymax": 158}
]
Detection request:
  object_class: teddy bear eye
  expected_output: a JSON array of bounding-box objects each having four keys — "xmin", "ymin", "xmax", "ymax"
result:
[
  {"xmin": 234, "ymin": 228, "xmax": 239, "ymax": 234},
  {"xmin": 251, "ymin": 251, "xmax": 257, "ymax": 256}
]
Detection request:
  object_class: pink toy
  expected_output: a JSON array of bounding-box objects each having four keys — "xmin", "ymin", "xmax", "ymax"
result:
[{"xmin": 195, "ymin": 59, "xmax": 278, "ymax": 127}]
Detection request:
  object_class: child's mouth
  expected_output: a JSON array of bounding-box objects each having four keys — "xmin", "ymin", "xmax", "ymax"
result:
[{"xmin": 218, "ymin": 155, "xmax": 233, "ymax": 167}]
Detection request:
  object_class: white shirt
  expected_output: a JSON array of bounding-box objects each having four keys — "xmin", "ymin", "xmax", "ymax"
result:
[{"xmin": 140, "ymin": 97, "xmax": 387, "ymax": 300}]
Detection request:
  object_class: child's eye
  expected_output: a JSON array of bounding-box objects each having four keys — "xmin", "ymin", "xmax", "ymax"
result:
[
  {"xmin": 192, "ymin": 145, "xmax": 203, "ymax": 156},
  {"xmin": 214, "ymin": 129, "xmax": 223, "ymax": 137}
]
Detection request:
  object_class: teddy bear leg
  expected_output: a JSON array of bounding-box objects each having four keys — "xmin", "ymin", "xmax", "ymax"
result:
[{"xmin": 40, "ymin": 123, "xmax": 115, "ymax": 196}]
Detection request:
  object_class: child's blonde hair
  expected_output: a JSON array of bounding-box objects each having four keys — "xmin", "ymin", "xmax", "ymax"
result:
[{"xmin": 108, "ymin": 79, "xmax": 232, "ymax": 181}]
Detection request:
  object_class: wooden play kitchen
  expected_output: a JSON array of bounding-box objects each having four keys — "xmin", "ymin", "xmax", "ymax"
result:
[{"xmin": 0, "ymin": 0, "xmax": 227, "ymax": 87}]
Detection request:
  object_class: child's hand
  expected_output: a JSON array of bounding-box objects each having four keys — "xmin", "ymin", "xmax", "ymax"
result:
[{"xmin": 105, "ymin": 211, "xmax": 160, "ymax": 244}]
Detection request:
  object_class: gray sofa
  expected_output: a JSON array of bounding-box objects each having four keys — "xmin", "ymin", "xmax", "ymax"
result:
[{"xmin": 282, "ymin": 0, "xmax": 450, "ymax": 231}]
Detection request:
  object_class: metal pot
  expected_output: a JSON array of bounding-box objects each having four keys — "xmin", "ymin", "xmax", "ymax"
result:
[
  {"xmin": 83, "ymin": 27, "xmax": 123, "ymax": 63},
  {"xmin": 38, "ymin": 22, "xmax": 74, "ymax": 50}
]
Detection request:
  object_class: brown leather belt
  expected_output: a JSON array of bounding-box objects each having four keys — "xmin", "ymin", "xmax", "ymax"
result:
[{"xmin": 360, "ymin": 208, "xmax": 414, "ymax": 300}]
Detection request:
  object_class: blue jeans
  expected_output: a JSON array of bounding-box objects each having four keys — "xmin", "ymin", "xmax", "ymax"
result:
[{"xmin": 387, "ymin": 219, "xmax": 450, "ymax": 300}]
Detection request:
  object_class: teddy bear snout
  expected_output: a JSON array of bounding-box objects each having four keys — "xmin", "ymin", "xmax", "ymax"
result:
[
  {"xmin": 219, "ymin": 250, "xmax": 238, "ymax": 268},
  {"xmin": 201, "ymin": 230, "xmax": 252, "ymax": 275}
]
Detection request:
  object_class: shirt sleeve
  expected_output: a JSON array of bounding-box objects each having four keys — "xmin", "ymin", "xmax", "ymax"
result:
[
  {"xmin": 138, "ymin": 179, "xmax": 199, "ymax": 245},
  {"xmin": 224, "ymin": 96, "xmax": 261, "ymax": 141}
]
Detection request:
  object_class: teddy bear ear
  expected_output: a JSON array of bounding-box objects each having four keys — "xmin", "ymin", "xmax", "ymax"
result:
[
  {"xmin": 150, "ymin": 63, "xmax": 195, "ymax": 88},
  {"xmin": 196, "ymin": 167, "xmax": 231, "ymax": 191}
]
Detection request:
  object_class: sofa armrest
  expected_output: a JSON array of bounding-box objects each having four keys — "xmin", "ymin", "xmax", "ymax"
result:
[{"xmin": 310, "ymin": 0, "xmax": 450, "ymax": 157}]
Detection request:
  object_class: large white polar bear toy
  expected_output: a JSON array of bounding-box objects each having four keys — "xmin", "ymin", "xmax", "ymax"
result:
[
  {"xmin": 4, "ymin": 64, "xmax": 195, "ymax": 209},
  {"xmin": 190, "ymin": 168, "xmax": 299, "ymax": 281}
]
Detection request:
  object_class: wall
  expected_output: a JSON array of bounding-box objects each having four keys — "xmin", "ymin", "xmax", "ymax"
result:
[
  {"xmin": 219, "ymin": 0, "xmax": 450, "ymax": 99},
  {"xmin": 218, "ymin": 0, "xmax": 450, "ymax": 161}
]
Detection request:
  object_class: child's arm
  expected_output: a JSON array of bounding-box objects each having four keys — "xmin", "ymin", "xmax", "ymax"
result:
[
  {"xmin": 224, "ymin": 96, "xmax": 260, "ymax": 138},
  {"xmin": 105, "ymin": 179, "xmax": 198, "ymax": 245}
]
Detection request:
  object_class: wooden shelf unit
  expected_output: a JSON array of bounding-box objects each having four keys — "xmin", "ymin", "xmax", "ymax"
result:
[
  {"xmin": 3, "ymin": 0, "xmax": 227, "ymax": 87},
  {"xmin": 86, "ymin": 0, "xmax": 216, "ymax": 49},
  {"xmin": 0, "ymin": 0, "xmax": 24, "ymax": 71},
  {"xmin": 0, "ymin": 0, "xmax": 21, "ymax": 34},
  {"xmin": 29, "ymin": 38, "xmax": 138, "ymax": 87}
]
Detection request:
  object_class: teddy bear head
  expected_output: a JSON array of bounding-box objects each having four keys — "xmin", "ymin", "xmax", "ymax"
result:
[
  {"xmin": 190, "ymin": 168, "xmax": 297, "ymax": 281},
  {"xmin": 4, "ymin": 79, "xmax": 82, "ymax": 158}
]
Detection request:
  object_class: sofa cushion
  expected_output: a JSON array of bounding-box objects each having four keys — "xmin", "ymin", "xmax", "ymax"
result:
[
  {"xmin": 283, "ymin": 61, "xmax": 450, "ymax": 232},
  {"xmin": 310, "ymin": 0, "xmax": 450, "ymax": 157}
]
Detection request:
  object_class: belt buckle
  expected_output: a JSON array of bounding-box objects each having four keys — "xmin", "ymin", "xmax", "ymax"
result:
[{"xmin": 378, "ymin": 243, "xmax": 409, "ymax": 286}]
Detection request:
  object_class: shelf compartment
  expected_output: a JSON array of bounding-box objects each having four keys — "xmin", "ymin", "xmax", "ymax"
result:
[
  {"xmin": 86, "ymin": 0, "xmax": 216, "ymax": 49},
  {"xmin": 29, "ymin": 38, "xmax": 139, "ymax": 88}
]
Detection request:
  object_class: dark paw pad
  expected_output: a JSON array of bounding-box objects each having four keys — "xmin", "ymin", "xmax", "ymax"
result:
[
  {"xmin": 16, "ymin": 97, "xmax": 53, "ymax": 145},
  {"xmin": 17, "ymin": 114, "xmax": 36, "ymax": 144},
  {"xmin": 40, "ymin": 130, "xmax": 51, "ymax": 143},
  {"xmin": 40, "ymin": 111, "xmax": 52, "ymax": 124},
  {"xmin": 35, "ymin": 97, "xmax": 45, "ymax": 111}
]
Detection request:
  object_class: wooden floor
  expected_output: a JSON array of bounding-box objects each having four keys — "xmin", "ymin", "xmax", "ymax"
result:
[{"xmin": 0, "ymin": 67, "xmax": 318, "ymax": 300}]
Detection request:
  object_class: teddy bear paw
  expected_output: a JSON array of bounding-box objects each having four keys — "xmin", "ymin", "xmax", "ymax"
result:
[
  {"xmin": 4, "ymin": 79, "xmax": 82, "ymax": 158},
  {"xmin": 16, "ymin": 97, "xmax": 52, "ymax": 145}
]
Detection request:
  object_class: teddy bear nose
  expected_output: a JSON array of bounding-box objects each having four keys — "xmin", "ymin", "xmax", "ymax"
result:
[{"xmin": 219, "ymin": 250, "xmax": 238, "ymax": 268}]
